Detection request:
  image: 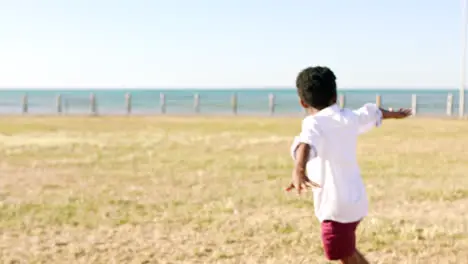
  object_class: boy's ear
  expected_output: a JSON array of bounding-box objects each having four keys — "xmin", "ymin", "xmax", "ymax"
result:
[{"xmin": 299, "ymin": 98, "xmax": 308, "ymax": 108}]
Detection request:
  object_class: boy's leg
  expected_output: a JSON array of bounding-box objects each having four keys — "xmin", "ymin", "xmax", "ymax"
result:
[
  {"xmin": 355, "ymin": 250, "xmax": 369, "ymax": 263},
  {"xmin": 321, "ymin": 220, "xmax": 363, "ymax": 263},
  {"xmin": 340, "ymin": 250, "xmax": 369, "ymax": 264},
  {"xmin": 340, "ymin": 252, "xmax": 358, "ymax": 264}
]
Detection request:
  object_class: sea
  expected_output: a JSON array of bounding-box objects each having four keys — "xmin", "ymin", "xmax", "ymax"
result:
[{"xmin": 0, "ymin": 89, "xmax": 465, "ymax": 116}]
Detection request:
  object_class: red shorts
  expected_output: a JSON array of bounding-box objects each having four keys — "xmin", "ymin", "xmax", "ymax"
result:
[{"xmin": 321, "ymin": 220, "xmax": 360, "ymax": 260}]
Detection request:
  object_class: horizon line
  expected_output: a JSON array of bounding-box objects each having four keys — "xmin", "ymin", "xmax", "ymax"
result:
[{"xmin": 0, "ymin": 86, "xmax": 460, "ymax": 91}]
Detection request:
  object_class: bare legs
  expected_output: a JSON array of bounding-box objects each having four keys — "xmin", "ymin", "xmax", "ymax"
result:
[{"xmin": 340, "ymin": 250, "xmax": 369, "ymax": 264}]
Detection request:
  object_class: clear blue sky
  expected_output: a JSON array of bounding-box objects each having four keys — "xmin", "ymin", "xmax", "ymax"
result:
[{"xmin": 0, "ymin": 0, "xmax": 464, "ymax": 89}]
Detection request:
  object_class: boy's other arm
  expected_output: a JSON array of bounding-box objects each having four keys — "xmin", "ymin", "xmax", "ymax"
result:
[
  {"xmin": 287, "ymin": 142, "xmax": 320, "ymax": 193},
  {"xmin": 354, "ymin": 104, "xmax": 411, "ymax": 134},
  {"xmin": 294, "ymin": 143, "xmax": 309, "ymax": 178},
  {"xmin": 380, "ymin": 108, "xmax": 412, "ymax": 119},
  {"xmin": 287, "ymin": 119, "xmax": 322, "ymax": 193}
]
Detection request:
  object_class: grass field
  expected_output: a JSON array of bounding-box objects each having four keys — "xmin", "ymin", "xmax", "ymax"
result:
[{"xmin": 0, "ymin": 116, "xmax": 467, "ymax": 264}]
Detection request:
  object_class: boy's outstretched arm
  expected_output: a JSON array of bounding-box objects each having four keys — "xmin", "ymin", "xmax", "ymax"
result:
[
  {"xmin": 354, "ymin": 104, "xmax": 412, "ymax": 135},
  {"xmin": 287, "ymin": 118, "xmax": 322, "ymax": 194},
  {"xmin": 380, "ymin": 108, "xmax": 412, "ymax": 119},
  {"xmin": 286, "ymin": 143, "xmax": 320, "ymax": 194}
]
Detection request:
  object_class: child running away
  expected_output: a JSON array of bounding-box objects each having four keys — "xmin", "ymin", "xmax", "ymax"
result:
[{"xmin": 286, "ymin": 66, "xmax": 411, "ymax": 264}]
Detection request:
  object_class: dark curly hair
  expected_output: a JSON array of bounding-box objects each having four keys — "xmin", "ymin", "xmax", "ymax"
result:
[{"xmin": 296, "ymin": 66, "xmax": 337, "ymax": 110}]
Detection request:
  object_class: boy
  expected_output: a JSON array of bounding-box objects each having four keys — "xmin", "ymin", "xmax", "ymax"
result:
[{"xmin": 286, "ymin": 66, "xmax": 411, "ymax": 264}]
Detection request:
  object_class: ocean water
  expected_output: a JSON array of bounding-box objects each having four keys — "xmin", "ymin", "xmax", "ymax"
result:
[{"xmin": 0, "ymin": 89, "xmax": 465, "ymax": 116}]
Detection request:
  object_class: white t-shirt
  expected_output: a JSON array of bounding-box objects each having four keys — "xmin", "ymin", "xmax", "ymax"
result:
[{"xmin": 290, "ymin": 103, "xmax": 383, "ymax": 223}]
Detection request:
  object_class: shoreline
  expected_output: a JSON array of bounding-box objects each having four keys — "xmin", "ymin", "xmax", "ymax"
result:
[{"xmin": 0, "ymin": 113, "xmax": 465, "ymax": 120}]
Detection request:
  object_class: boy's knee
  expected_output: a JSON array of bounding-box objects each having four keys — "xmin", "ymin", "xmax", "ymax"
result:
[
  {"xmin": 340, "ymin": 251, "xmax": 369, "ymax": 264},
  {"xmin": 339, "ymin": 252, "xmax": 360, "ymax": 264}
]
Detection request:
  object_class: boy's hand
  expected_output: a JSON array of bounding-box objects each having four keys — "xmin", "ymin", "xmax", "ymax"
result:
[
  {"xmin": 381, "ymin": 108, "xmax": 412, "ymax": 119},
  {"xmin": 392, "ymin": 108, "xmax": 412, "ymax": 118},
  {"xmin": 286, "ymin": 168, "xmax": 320, "ymax": 194}
]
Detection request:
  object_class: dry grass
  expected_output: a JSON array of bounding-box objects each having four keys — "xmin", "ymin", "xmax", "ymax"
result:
[{"xmin": 0, "ymin": 116, "xmax": 467, "ymax": 264}]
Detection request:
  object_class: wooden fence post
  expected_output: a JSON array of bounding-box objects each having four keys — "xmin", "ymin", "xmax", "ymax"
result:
[
  {"xmin": 231, "ymin": 93, "xmax": 238, "ymax": 115},
  {"xmin": 268, "ymin": 93, "xmax": 275, "ymax": 115},
  {"xmin": 125, "ymin": 93, "xmax": 132, "ymax": 115},
  {"xmin": 22, "ymin": 94, "xmax": 28, "ymax": 114},
  {"xmin": 339, "ymin": 94, "xmax": 345, "ymax": 108},
  {"xmin": 90, "ymin": 93, "xmax": 97, "ymax": 115},
  {"xmin": 160, "ymin": 93, "xmax": 166, "ymax": 114},
  {"xmin": 376, "ymin": 94, "xmax": 382, "ymax": 108},
  {"xmin": 194, "ymin": 93, "xmax": 200, "ymax": 113},
  {"xmin": 411, "ymin": 94, "xmax": 417, "ymax": 116},
  {"xmin": 64, "ymin": 99, "xmax": 69, "ymax": 114},
  {"xmin": 446, "ymin": 93, "xmax": 453, "ymax": 116},
  {"xmin": 56, "ymin": 94, "xmax": 62, "ymax": 114}
]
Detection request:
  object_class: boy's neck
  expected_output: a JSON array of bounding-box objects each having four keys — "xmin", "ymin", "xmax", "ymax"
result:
[
  {"xmin": 306, "ymin": 108, "xmax": 320, "ymax": 116},
  {"xmin": 306, "ymin": 102, "xmax": 336, "ymax": 116}
]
